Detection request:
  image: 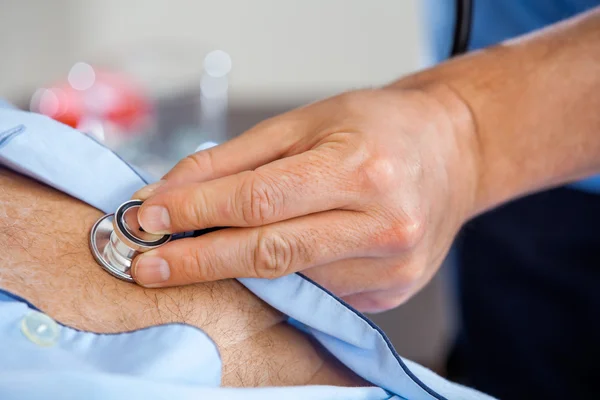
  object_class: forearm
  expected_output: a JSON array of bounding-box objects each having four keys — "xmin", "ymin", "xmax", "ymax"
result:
[
  {"xmin": 0, "ymin": 168, "xmax": 363, "ymax": 387},
  {"xmin": 392, "ymin": 6, "xmax": 600, "ymax": 216}
]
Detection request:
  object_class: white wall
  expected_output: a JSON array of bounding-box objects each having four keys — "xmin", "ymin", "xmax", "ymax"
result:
[
  {"xmin": 1, "ymin": 0, "xmax": 423, "ymax": 104},
  {"xmin": 0, "ymin": 0, "xmax": 75, "ymax": 102}
]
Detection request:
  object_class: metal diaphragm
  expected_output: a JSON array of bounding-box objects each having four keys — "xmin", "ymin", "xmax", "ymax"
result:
[{"xmin": 89, "ymin": 199, "xmax": 171, "ymax": 282}]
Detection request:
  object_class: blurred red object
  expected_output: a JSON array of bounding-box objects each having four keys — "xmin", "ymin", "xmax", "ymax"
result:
[{"xmin": 34, "ymin": 68, "xmax": 151, "ymax": 134}]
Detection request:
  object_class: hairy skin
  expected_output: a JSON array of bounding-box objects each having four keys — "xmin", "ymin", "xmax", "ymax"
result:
[{"xmin": 0, "ymin": 168, "xmax": 367, "ymax": 388}]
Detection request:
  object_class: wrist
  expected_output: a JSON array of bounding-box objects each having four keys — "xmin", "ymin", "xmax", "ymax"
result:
[
  {"xmin": 417, "ymin": 82, "xmax": 483, "ymax": 220},
  {"xmin": 381, "ymin": 80, "xmax": 482, "ymax": 225}
]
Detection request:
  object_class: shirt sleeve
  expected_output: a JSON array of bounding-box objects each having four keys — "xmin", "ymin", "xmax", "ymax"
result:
[
  {"xmin": 0, "ymin": 106, "xmax": 149, "ymax": 212},
  {"xmin": 0, "ymin": 99, "xmax": 17, "ymax": 110}
]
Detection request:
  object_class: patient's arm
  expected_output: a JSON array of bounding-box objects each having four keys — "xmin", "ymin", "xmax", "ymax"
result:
[{"xmin": 0, "ymin": 167, "xmax": 366, "ymax": 388}]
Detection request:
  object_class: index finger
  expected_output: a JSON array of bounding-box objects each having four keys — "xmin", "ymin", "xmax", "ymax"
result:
[{"xmin": 136, "ymin": 144, "xmax": 362, "ymax": 234}]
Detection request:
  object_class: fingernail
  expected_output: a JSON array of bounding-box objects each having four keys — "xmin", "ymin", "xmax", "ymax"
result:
[
  {"xmin": 133, "ymin": 255, "xmax": 170, "ymax": 287},
  {"xmin": 135, "ymin": 180, "xmax": 167, "ymax": 200},
  {"xmin": 139, "ymin": 205, "xmax": 171, "ymax": 234}
]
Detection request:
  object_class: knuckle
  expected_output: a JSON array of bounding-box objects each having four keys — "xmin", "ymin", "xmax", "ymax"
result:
[
  {"xmin": 170, "ymin": 190, "xmax": 207, "ymax": 228},
  {"xmin": 238, "ymin": 172, "xmax": 284, "ymax": 225},
  {"xmin": 375, "ymin": 212, "xmax": 426, "ymax": 252},
  {"xmin": 395, "ymin": 215, "xmax": 426, "ymax": 249},
  {"xmin": 177, "ymin": 248, "xmax": 210, "ymax": 282},
  {"xmin": 180, "ymin": 150, "xmax": 215, "ymax": 176},
  {"xmin": 176, "ymin": 155, "xmax": 203, "ymax": 175},
  {"xmin": 359, "ymin": 156, "xmax": 397, "ymax": 195},
  {"xmin": 252, "ymin": 230, "xmax": 296, "ymax": 279},
  {"xmin": 404, "ymin": 214, "xmax": 426, "ymax": 248},
  {"xmin": 336, "ymin": 90, "xmax": 371, "ymax": 114}
]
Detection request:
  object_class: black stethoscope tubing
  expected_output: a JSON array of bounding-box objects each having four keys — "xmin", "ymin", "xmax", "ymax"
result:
[{"xmin": 450, "ymin": 0, "xmax": 473, "ymax": 57}]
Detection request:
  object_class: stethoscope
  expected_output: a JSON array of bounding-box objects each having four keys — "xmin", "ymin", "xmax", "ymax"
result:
[
  {"xmin": 89, "ymin": 1, "xmax": 473, "ymax": 283},
  {"xmin": 451, "ymin": 0, "xmax": 473, "ymax": 57},
  {"xmin": 90, "ymin": 200, "xmax": 221, "ymax": 282},
  {"xmin": 89, "ymin": 200, "xmax": 167, "ymax": 282}
]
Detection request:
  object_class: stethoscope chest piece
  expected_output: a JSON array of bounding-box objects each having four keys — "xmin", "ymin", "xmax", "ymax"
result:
[{"xmin": 89, "ymin": 200, "xmax": 171, "ymax": 283}]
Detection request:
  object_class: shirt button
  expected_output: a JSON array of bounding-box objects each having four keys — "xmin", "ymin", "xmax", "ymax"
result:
[{"xmin": 21, "ymin": 310, "xmax": 61, "ymax": 347}]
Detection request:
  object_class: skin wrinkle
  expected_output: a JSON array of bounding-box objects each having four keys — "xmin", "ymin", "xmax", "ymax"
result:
[{"xmin": 0, "ymin": 167, "xmax": 367, "ymax": 388}]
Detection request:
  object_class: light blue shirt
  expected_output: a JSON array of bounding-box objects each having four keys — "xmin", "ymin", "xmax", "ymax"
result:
[
  {"xmin": 0, "ymin": 102, "xmax": 493, "ymax": 399},
  {"xmin": 421, "ymin": 0, "xmax": 600, "ymax": 194}
]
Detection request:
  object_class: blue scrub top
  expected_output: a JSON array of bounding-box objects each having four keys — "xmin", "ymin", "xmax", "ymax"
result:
[{"xmin": 421, "ymin": 0, "xmax": 600, "ymax": 193}]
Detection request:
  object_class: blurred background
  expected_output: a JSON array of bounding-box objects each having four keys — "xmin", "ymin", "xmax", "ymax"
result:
[{"xmin": 0, "ymin": 0, "xmax": 455, "ymax": 373}]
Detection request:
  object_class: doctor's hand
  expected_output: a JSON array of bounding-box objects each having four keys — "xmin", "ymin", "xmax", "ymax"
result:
[{"xmin": 131, "ymin": 86, "xmax": 478, "ymax": 312}]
